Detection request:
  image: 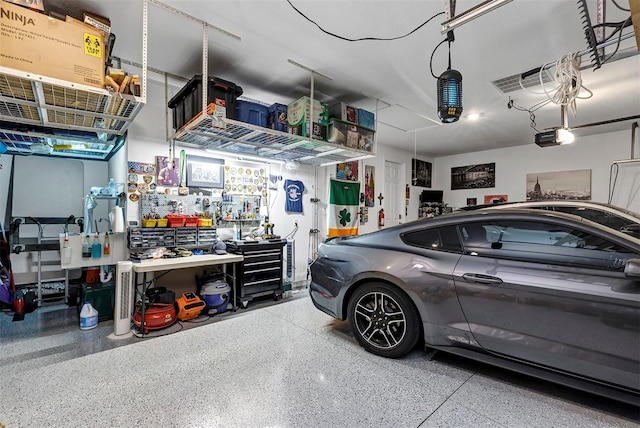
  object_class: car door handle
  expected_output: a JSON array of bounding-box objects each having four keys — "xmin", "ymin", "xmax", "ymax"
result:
[{"xmin": 462, "ymin": 273, "xmax": 503, "ymax": 285}]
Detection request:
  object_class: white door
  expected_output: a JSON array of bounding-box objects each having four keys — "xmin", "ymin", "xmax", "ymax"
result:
[{"xmin": 384, "ymin": 161, "xmax": 401, "ymax": 227}]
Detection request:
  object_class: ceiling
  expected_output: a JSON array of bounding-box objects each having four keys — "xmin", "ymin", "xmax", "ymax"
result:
[{"xmin": 23, "ymin": 0, "xmax": 640, "ymax": 158}]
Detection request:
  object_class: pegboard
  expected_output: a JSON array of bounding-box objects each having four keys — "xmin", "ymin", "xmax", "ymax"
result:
[
  {"xmin": 140, "ymin": 193, "xmax": 206, "ymax": 219},
  {"xmin": 139, "ymin": 192, "xmax": 262, "ymax": 221}
]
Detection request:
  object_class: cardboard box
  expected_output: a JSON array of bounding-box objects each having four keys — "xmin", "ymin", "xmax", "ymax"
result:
[
  {"xmin": 0, "ymin": 1, "xmax": 105, "ymax": 88},
  {"xmin": 287, "ymin": 96, "xmax": 328, "ymax": 127},
  {"xmin": 3, "ymin": 0, "xmax": 43, "ymax": 11},
  {"xmin": 83, "ymin": 12, "xmax": 110, "ymax": 39}
]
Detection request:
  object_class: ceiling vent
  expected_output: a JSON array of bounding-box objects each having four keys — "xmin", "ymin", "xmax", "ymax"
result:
[{"xmin": 490, "ymin": 68, "xmax": 554, "ymax": 94}]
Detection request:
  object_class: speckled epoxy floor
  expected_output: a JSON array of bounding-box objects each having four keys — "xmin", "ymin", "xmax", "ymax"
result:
[{"xmin": 0, "ymin": 291, "xmax": 638, "ymax": 427}]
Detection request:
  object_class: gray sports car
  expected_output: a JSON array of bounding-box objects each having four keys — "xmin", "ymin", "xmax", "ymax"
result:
[{"xmin": 310, "ymin": 209, "xmax": 640, "ymax": 404}]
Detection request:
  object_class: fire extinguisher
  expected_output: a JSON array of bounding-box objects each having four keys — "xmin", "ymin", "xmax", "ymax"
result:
[{"xmin": 378, "ymin": 209, "xmax": 385, "ymax": 227}]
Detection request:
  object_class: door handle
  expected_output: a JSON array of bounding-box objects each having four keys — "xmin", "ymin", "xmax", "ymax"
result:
[{"xmin": 462, "ymin": 273, "xmax": 503, "ymax": 285}]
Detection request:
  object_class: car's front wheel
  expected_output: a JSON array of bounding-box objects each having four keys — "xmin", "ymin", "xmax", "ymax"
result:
[{"xmin": 347, "ymin": 282, "xmax": 421, "ymax": 358}]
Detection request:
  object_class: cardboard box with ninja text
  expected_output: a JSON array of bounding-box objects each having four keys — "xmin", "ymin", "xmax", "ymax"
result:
[{"xmin": 0, "ymin": 0, "xmax": 105, "ymax": 88}]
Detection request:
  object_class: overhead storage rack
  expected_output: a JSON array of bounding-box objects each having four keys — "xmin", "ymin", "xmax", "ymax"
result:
[
  {"xmin": 0, "ymin": 67, "xmax": 144, "ymax": 160},
  {"xmin": 172, "ymin": 109, "xmax": 375, "ymax": 167}
]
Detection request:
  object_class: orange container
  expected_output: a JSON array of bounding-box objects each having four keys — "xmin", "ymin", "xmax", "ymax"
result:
[
  {"xmin": 184, "ymin": 215, "xmax": 199, "ymax": 227},
  {"xmin": 166, "ymin": 214, "xmax": 186, "ymax": 227}
]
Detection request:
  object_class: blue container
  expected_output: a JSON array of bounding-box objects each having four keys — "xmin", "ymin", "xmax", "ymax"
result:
[
  {"xmin": 235, "ymin": 100, "xmax": 269, "ymax": 128},
  {"xmin": 201, "ymin": 282, "xmax": 231, "ymax": 314},
  {"xmin": 357, "ymin": 108, "xmax": 375, "ymax": 130},
  {"xmin": 268, "ymin": 103, "xmax": 288, "ymax": 132}
]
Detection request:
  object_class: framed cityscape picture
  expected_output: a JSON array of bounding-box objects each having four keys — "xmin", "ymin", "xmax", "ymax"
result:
[
  {"xmin": 526, "ymin": 169, "xmax": 591, "ymax": 201},
  {"xmin": 451, "ymin": 162, "xmax": 495, "ymax": 190},
  {"xmin": 412, "ymin": 158, "xmax": 432, "ymax": 188}
]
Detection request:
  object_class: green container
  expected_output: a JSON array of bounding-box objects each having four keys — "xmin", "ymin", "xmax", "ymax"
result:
[{"xmin": 82, "ymin": 282, "xmax": 115, "ymax": 321}]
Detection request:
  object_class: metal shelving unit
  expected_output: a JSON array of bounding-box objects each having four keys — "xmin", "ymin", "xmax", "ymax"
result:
[
  {"xmin": 173, "ymin": 112, "xmax": 376, "ymax": 167},
  {"xmin": 0, "ymin": 66, "xmax": 145, "ymax": 160}
]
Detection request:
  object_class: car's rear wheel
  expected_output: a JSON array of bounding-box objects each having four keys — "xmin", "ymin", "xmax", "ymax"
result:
[{"xmin": 347, "ymin": 282, "xmax": 421, "ymax": 358}]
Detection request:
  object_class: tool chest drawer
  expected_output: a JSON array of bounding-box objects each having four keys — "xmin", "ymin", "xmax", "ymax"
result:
[{"xmin": 225, "ymin": 239, "xmax": 286, "ymax": 305}]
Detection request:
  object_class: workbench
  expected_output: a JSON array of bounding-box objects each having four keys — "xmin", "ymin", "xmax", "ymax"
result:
[{"xmin": 131, "ymin": 253, "xmax": 243, "ymax": 334}]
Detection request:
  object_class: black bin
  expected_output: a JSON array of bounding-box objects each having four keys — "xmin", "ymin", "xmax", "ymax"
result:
[{"xmin": 168, "ymin": 75, "xmax": 243, "ymax": 130}]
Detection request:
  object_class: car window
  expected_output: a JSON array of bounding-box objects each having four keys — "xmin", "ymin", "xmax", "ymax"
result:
[
  {"xmin": 550, "ymin": 206, "xmax": 635, "ymax": 232},
  {"xmin": 459, "ymin": 220, "xmax": 637, "ymax": 271},
  {"xmin": 402, "ymin": 225, "xmax": 461, "ymax": 253}
]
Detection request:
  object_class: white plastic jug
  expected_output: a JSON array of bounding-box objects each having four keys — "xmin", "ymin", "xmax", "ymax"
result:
[{"xmin": 80, "ymin": 301, "xmax": 98, "ymax": 330}]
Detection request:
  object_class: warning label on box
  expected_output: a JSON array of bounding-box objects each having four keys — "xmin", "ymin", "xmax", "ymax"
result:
[{"xmin": 83, "ymin": 33, "xmax": 102, "ymax": 58}]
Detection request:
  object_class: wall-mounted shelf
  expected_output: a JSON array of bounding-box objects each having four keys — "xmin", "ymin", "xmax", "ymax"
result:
[
  {"xmin": 173, "ymin": 114, "xmax": 375, "ymax": 166},
  {"xmin": 0, "ymin": 66, "xmax": 145, "ymax": 160}
]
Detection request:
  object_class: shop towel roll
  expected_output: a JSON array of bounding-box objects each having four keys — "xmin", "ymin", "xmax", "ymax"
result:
[{"xmin": 110, "ymin": 206, "xmax": 125, "ymax": 233}]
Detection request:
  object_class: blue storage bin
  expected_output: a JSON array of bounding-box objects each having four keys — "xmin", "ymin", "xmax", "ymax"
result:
[
  {"xmin": 357, "ymin": 108, "xmax": 375, "ymax": 130},
  {"xmin": 235, "ymin": 100, "xmax": 269, "ymax": 127},
  {"xmin": 268, "ymin": 103, "xmax": 288, "ymax": 132}
]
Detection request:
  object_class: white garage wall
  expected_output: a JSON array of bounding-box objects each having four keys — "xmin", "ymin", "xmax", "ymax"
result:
[
  {"xmin": 432, "ymin": 129, "xmax": 640, "ymax": 213},
  {"xmin": 5, "ymin": 157, "xmax": 110, "ymax": 285}
]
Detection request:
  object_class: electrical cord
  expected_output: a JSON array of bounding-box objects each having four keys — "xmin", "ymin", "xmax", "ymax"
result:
[
  {"xmin": 610, "ymin": 0, "xmax": 630, "ymax": 11},
  {"xmin": 600, "ymin": 17, "xmax": 632, "ymax": 66},
  {"xmin": 429, "ymin": 38, "xmax": 449, "ymax": 79},
  {"xmin": 182, "ymin": 315, "xmax": 212, "ymax": 324},
  {"xmin": 507, "ymin": 97, "xmax": 551, "ymax": 133},
  {"xmin": 283, "ymin": 222, "xmax": 298, "ymax": 240},
  {"xmin": 132, "ymin": 321, "xmax": 184, "ymax": 338},
  {"xmin": 287, "ymin": 0, "xmax": 444, "ymax": 42},
  {"xmin": 515, "ymin": 17, "xmax": 632, "ymax": 124},
  {"xmin": 541, "ymin": 53, "xmax": 582, "ymax": 114},
  {"xmin": 518, "ymin": 52, "xmax": 593, "ymax": 118}
]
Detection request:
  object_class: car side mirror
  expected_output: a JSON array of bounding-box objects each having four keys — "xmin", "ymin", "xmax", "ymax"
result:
[{"xmin": 624, "ymin": 258, "xmax": 640, "ymax": 279}]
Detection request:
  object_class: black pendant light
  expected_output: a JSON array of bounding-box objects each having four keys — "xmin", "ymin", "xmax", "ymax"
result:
[{"xmin": 437, "ymin": 34, "xmax": 463, "ymax": 123}]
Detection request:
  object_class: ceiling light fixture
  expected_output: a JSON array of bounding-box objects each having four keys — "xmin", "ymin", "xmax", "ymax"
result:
[
  {"xmin": 534, "ymin": 105, "xmax": 574, "ymax": 147},
  {"xmin": 441, "ymin": 0, "xmax": 513, "ymax": 34},
  {"xmin": 467, "ymin": 113, "xmax": 480, "ymax": 121},
  {"xmin": 285, "ymin": 160, "xmax": 300, "ymax": 170},
  {"xmin": 437, "ymin": 32, "xmax": 463, "ymax": 123},
  {"xmin": 555, "ymin": 128, "xmax": 574, "ymax": 144}
]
